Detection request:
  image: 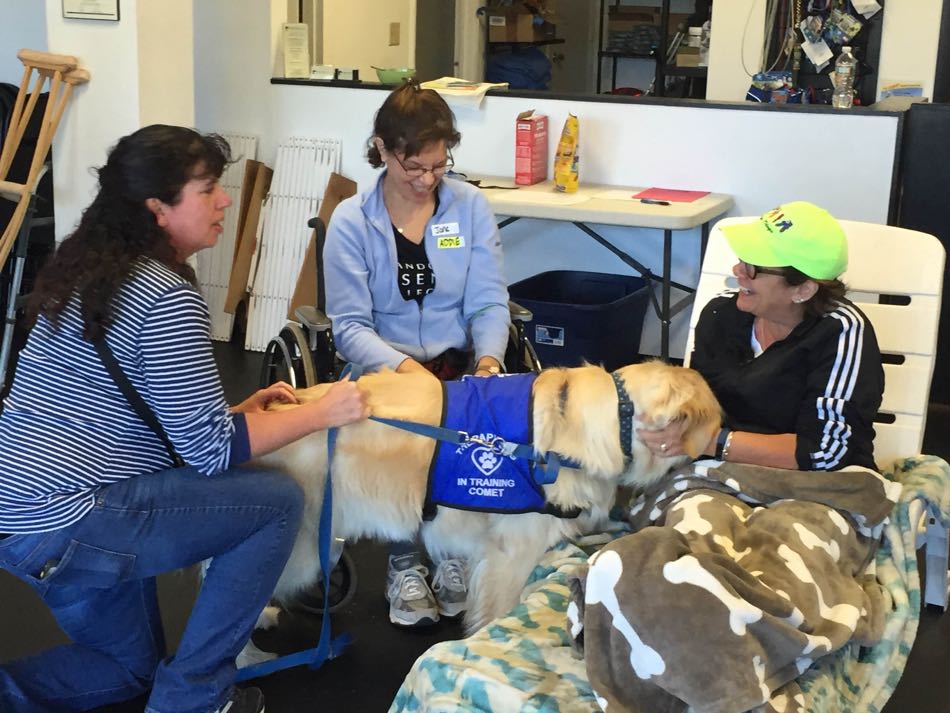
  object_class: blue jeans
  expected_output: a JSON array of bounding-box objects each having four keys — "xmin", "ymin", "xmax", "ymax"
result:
[{"xmin": 0, "ymin": 465, "xmax": 303, "ymax": 713}]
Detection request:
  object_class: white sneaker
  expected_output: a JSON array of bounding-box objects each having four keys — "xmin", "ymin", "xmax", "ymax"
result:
[{"xmin": 432, "ymin": 558, "xmax": 468, "ymax": 617}]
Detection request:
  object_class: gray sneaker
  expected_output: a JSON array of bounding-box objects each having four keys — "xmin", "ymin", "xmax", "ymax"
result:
[
  {"xmin": 432, "ymin": 558, "xmax": 468, "ymax": 618},
  {"xmin": 386, "ymin": 554, "xmax": 439, "ymax": 627}
]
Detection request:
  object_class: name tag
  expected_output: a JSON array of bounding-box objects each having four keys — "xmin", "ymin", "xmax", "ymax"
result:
[
  {"xmin": 431, "ymin": 222, "xmax": 460, "ymax": 237},
  {"xmin": 437, "ymin": 235, "xmax": 465, "ymax": 249}
]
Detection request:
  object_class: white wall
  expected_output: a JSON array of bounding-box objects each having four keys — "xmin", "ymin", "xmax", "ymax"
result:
[
  {"xmin": 0, "ymin": 1, "xmax": 47, "ymax": 83},
  {"xmin": 45, "ymin": 0, "xmax": 143, "ymax": 238},
  {"xmin": 137, "ymin": 0, "xmax": 194, "ymax": 126},
  {"xmin": 41, "ymin": 0, "xmax": 198, "ymax": 240},
  {"xmin": 706, "ymin": 0, "xmax": 764, "ymax": 101},
  {"xmin": 193, "ymin": 0, "xmax": 275, "ymax": 157},
  {"xmin": 322, "ymin": 0, "xmax": 416, "ymax": 81},
  {"xmin": 270, "ymin": 84, "xmax": 900, "ymax": 357},
  {"xmin": 878, "ymin": 0, "xmax": 944, "ymax": 99}
]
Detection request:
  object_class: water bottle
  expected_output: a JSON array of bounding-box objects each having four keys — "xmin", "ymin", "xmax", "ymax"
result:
[{"xmin": 832, "ymin": 46, "xmax": 858, "ymax": 109}]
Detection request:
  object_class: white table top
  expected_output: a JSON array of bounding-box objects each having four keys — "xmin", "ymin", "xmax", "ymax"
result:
[{"xmin": 476, "ymin": 178, "xmax": 734, "ymax": 231}]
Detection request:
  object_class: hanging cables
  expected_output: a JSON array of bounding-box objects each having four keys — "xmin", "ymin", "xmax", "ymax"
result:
[{"xmin": 741, "ymin": 0, "xmax": 763, "ymax": 78}]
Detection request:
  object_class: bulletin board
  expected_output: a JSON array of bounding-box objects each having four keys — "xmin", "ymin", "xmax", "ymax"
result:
[{"xmin": 764, "ymin": 0, "xmax": 886, "ymax": 106}]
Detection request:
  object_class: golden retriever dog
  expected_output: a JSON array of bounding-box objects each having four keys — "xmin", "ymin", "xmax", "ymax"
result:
[{"xmin": 251, "ymin": 360, "xmax": 719, "ymax": 643}]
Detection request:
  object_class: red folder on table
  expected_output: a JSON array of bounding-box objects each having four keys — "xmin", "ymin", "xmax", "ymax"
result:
[{"xmin": 633, "ymin": 188, "xmax": 710, "ymax": 203}]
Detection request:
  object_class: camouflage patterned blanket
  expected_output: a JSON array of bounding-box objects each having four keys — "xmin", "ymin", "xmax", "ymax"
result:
[{"xmin": 389, "ymin": 456, "xmax": 950, "ymax": 713}]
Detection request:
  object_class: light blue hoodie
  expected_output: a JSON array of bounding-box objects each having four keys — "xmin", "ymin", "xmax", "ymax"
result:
[{"xmin": 323, "ymin": 173, "xmax": 510, "ymax": 372}]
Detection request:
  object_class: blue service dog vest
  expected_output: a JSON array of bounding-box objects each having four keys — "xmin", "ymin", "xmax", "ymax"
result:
[{"xmin": 423, "ymin": 373, "xmax": 577, "ymax": 518}]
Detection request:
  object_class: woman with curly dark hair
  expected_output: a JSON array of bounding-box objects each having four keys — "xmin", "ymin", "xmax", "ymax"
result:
[{"xmin": 0, "ymin": 124, "xmax": 369, "ymax": 713}]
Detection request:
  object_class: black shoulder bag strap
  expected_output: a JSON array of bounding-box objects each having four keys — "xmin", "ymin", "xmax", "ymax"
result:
[{"xmin": 92, "ymin": 335, "xmax": 186, "ymax": 468}]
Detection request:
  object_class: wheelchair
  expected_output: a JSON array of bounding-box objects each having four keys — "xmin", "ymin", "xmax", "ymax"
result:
[
  {"xmin": 258, "ymin": 216, "xmax": 541, "ymax": 614},
  {"xmin": 260, "ymin": 216, "xmax": 542, "ymax": 389}
]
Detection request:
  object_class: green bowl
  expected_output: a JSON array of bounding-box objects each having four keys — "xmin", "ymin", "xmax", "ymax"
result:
[{"xmin": 375, "ymin": 67, "xmax": 416, "ymax": 85}]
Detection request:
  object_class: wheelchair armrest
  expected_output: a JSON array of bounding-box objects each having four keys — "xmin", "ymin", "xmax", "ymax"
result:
[
  {"xmin": 295, "ymin": 306, "xmax": 331, "ymax": 332},
  {"xmin": 508, "ymin": 300, "xmax": 533, "ymax": 323}
]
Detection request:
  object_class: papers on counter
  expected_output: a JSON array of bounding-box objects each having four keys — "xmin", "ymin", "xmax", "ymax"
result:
[{"xmin": 421, "ymin": 76, "xmax": 508, "ymax": 109}]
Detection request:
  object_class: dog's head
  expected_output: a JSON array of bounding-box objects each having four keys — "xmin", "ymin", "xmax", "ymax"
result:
[
  {"xmin": 531, "ymin": 361, "xmax": 720, "ymax": 484},
  {"xmin": 613, "ymin": 360, "xmax": 721, "ymax": 486}
]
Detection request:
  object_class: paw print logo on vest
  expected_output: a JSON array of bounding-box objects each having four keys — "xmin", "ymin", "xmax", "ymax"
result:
[{"xmin": 471, "ymin": 446, "xmax": 503, "ymax": 476}]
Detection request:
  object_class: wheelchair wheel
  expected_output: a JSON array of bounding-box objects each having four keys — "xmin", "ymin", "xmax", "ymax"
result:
[
  {"xmin": 259, "ymin": 323, "xmax": 316, "ymax": 388},
  {"xmin": 288, "ymin": 548, "xmax": 358, "ymax": 616},
  {"xmin": 504, "ymin": 322, "xmax": 543, "ymax": 374}
]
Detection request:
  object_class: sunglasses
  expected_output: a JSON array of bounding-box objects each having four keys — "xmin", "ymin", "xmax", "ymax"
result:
[
  {"xmin": 392, "ymin": 150, "xmax": 454, "ymax": 179},
  {"xmin": 740, "ymin": 261, "xmax": 787, "ymax": 279}
]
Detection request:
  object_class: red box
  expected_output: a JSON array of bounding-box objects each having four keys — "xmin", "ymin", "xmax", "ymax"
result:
[{"xmin": 515, "ymin": 110, "xmax": 548, "ymax": 186}]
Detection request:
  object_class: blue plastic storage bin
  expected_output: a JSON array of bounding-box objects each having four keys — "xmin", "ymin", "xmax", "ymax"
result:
[{"xmin": 508, "ymin": 270, "xmax": 650, "ymax": 371}]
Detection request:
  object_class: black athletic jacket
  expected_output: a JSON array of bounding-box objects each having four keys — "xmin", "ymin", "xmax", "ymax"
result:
[{"xmin": 690, "ymin": 292, "xmax": 884, "ymax": 471}]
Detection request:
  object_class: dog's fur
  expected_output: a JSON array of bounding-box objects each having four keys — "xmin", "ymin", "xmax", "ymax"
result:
[{"xmin": 253, "ymin": 360, "xmax": 719, "ymax": 637}]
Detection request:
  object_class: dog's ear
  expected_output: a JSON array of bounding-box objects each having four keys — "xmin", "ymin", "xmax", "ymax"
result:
[
  {"xmin": 675, "ymin": 370, "xmax": 722, "ymax": 458},
  {"xmin": 532, "ymin": 366, "xmax": 628, "ymax": 478}
]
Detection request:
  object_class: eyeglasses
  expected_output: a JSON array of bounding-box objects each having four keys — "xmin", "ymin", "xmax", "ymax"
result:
[
  {"xmin": 740, "ymin": 261, "xmax": 787, "ymax": 279},
  {"xmin": 392, "ymin": 150, "xmax": 454, "ymax": 178}
]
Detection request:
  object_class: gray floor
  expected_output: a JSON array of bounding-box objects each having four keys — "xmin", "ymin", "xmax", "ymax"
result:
[{"xmin": 1, "ymin": 342, "xmax": 949, "ymax": 712}]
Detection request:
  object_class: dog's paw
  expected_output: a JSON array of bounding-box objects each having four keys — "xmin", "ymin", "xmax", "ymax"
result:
[
  {"xmin": 236, "ymin": 640, "xmax": 278, "ymax": 669},
  {"xmin": 255, "ymin": 605, "xmax": 281, "ymax": 630}
]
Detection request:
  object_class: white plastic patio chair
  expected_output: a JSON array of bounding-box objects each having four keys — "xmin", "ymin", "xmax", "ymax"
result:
[{"xmin": 684, "ymin": 217, "xmax": 948, "ymax": 609}]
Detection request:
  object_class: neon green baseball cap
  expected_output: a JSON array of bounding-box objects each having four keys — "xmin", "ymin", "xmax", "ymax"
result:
[{"xmin": 721, "ymin": 201, "xmax": 848, "ymax": 280}]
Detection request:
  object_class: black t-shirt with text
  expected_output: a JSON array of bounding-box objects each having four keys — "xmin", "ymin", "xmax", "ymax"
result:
[{"xmin": 393, "ymin": 194, "xmax": 439, "ymax": 304}]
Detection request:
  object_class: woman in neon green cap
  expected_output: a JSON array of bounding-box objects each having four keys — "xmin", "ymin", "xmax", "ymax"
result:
[{"xmin": 641, "ymin": 201, "xmax": 884, "ymax": 471}]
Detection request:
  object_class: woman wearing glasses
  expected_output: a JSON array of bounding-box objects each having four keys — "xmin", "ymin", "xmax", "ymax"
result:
[
  {"xmin": 641, "ymin": 201, "xmax": 883, "ymax": 471},
  {"xmin": 323, "ymin": 81, "xmax": 510, "ymax": 629},
  {"xmin": 324, "ymin": 80, "xmax": 510, "ymax": 381}
]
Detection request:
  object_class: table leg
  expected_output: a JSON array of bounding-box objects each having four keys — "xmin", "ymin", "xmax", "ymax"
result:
[{"xmin": 661, "ymin": 229, "xmax": 672, "ymax": 360}]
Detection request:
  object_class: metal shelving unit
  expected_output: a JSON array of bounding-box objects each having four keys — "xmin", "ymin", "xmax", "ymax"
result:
[{"xmin": 596, "ymin": 0, "xmax": 708, "ymax": 97}]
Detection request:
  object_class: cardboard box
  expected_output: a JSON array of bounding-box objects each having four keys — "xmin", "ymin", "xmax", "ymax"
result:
[
  {"xmin": 608, "ymin": 9, "xmax": 688, "ymax": 35},
  {"xmin": 225, "ymin": 160, "xmax": 272, "ymax": 315},
  {"xmin": 676, "ymin": 46, "xmax": 701, "ymax": 67},
  {"xmin": 287, "ymin": 172, "xmax": 358, "ymax": 318},
  {"xmin": 607, "ymin": 9, "xmax": 657, "ymax": 33},
  {"xmin": 667, "ymin": 13, "xmax": 692, "ymax": 35},
  {"xmin": 515, "ymin": 110, "xmax": 548, "ymax": 186},
  {"xmin": 488, "ymin": 9, "xmax": 536, "ymax": 43}
]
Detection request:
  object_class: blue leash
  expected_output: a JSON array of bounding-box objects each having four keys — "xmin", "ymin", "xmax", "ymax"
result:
[
  {"xmin": 368, "ymin": 414, "xmax": 575, "ymax": 484},
  {"xmin": 345, "ymin": 362, "xmax": 580, "ymax": 483},
  {"xmin": 235, "ymin": 424, "xmax": 351, "ymax": 682}
]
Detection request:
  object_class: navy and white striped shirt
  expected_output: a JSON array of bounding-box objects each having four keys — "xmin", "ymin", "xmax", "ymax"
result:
[{"xmin": 0, "ymin": 259, "xmax": 249, "ymax": 533}]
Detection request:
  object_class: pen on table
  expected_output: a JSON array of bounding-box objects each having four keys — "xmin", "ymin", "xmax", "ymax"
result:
[{"xmin": 639, "ymin": 198, "xmax": 670, "ymax": 206}]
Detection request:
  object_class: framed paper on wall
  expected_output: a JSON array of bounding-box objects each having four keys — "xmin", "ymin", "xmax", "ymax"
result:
[{"xmin": 62, "ymin": 0, "xmax": 120, "ymax": 21}]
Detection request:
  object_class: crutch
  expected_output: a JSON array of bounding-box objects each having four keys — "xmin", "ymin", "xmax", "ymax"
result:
[
  {"xmin": 0, "ymin": 49, "xmax": 90, "ymax": 393},
  {"xmin": 0, "ymin": 49, "xmax": 90, "ymax": 270}
]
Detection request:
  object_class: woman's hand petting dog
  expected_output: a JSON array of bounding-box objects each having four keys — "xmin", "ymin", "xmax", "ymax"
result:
[
  {"xmin": 315, "ymin": 377, "xmax": 372, "ymax": 428},
  {"xmin": 637, "ymin": 417, "xmax": 694, "ymax": 458},
  {"xmin": 231, "ymin": 381, "xmax": 298, "ymax": 414}
]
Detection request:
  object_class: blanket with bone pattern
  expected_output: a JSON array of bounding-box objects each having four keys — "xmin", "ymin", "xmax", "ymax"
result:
[
  {"xmin": 568, "ymin": 460, "xmax": 905, "ymax": 713},
  {"xmin": 389, "ymin": 456, "xmax": 950, "ymax": 713}
]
